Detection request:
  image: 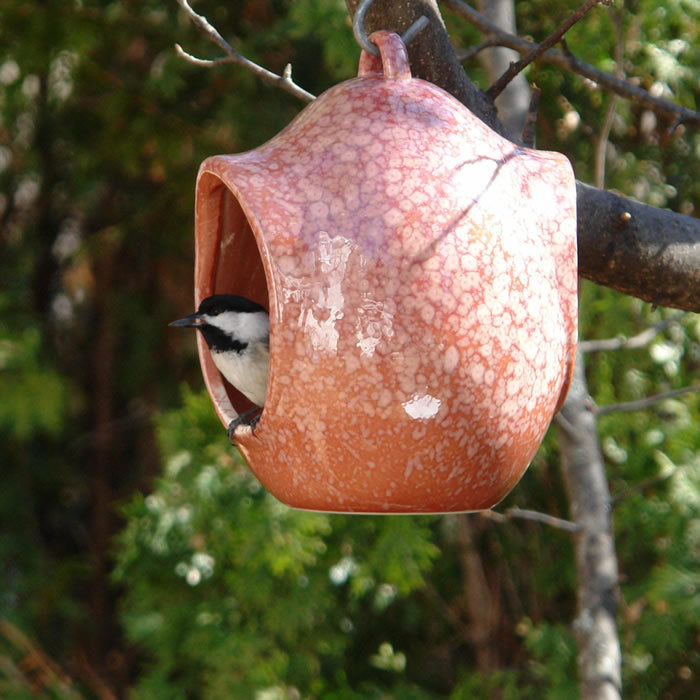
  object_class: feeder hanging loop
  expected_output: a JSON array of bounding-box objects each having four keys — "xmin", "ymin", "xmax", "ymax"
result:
[{"xmin": 352, "ymin": 0, "xmax": 429, "ymax": 56}]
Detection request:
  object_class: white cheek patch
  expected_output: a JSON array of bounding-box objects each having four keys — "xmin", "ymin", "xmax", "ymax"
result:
[{"xmin": 205, "ymin": 311, "xmax": 269, "ymax": 345}]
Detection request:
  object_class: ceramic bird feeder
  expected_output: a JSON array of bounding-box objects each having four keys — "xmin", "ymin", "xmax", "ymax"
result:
[{"xmin": 192, "ymin": 31, "xmax": 577, "ymax": 513}]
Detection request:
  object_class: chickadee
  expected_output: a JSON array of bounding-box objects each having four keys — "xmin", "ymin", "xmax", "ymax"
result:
[{"xmin": 169, "ymin": 295, "xmax": 269, "ymax": 441}]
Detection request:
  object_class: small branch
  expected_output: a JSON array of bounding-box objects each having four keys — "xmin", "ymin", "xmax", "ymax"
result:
[
  {"xmin": 594, "ymin": 93, "xmax": 618, "ymax": 188},
  {"xmin": 455, "ymin": 39, "xmax": 502, "ymax": 63},
  {"xmin": 521, "ymin": 85, "xmax": 540, "ymax": 147},
  {"xmin": 553, "ymin": 411, "xmax": 580, "ymax": 441},
  {"xmin": 487, "ymin": 0, "xmax": 610, "ymax": 99},
  {"xmin": 595, "ymin": 385, "xmax": 700, "ymax": 416},
  {"xmin": 174, "ymin": 45, "xmax": 231, "ymax": 67},
  {"xmin": 0, "ymin": 620, "xmax": 81, "ymax": 698},
  {"xmin": 611, "ymin": 467, "xmax": 678, "ymax": 505},
  {"xmin": 579, "ymin": 314, "xmax": 687, "ymax": 353},
  {"xmin": 481, "ymin": 506, "xmax": 581, "ymax": 533},
  {"xmin": 593, "ymin": 9, "xmax": 623, "ymax": 189},
  {"xmin": 176, "ymin": 0, "xmax": 233, "ymax": 55},
  {"xmin": 442, "ymin": 0, "xmax": 700, "ymax": 128},
  {"xmin": 175, "ymin": 0, "xmax": 315, "ymax": 103}
]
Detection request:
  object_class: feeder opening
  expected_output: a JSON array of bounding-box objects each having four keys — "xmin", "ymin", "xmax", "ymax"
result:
[{"xmin": 195, "ymin": 171, "xmax": 270, "ymax": 422}]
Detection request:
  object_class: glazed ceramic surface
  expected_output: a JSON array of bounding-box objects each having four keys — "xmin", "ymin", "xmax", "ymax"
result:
[{"xmin": 193, "ymin": 31, "xmax": 578, "ymax": 512}]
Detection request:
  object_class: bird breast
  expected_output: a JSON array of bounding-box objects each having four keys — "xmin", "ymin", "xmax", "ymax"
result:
[{"xmin": 211, "ymin": 343, "xmax": 269, "ymax": 407}]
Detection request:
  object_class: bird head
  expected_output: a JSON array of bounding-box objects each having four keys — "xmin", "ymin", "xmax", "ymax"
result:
[{"xmin": 169, "ymin": 295, "xmax": 269, "ymax": 353}]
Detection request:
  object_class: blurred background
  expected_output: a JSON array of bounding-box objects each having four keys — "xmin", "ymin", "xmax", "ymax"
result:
[{"xmin": 0, "ymin": 1, "xmax": 697, "ymax": 697}]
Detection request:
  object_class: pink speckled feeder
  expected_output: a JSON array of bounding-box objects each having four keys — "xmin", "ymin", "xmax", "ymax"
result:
[{"xmin": 193, "ymin": 31, "xmax": 577, "ymax": 513}]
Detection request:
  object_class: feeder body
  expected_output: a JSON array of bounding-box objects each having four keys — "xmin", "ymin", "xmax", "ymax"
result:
[{"xmin": 193, "ymin": 32, "xmax": 577, "ymax": 512}]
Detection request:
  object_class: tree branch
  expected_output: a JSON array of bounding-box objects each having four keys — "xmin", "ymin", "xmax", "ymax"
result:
[
  {"xmin": 611, "ymin": 467, "xmax": 678, "ymax": 505},
  {"xmin": 442, "ymin": 0, "xmax": 700, "ymax": 129},
  {"xmin": 576, "ymin": 183, "xmax": 700, "ymax": 312},
  {"xmin": 175, "ymin": 0, "xmax": 314, "ymax": 103},
  {"xmin": 580, "ymin": 314, "xmax": 686, "ymax": 353},
  {"xmin": 481, "ymin": 506, "xmax": 581, "ymax": 532},
  {"xmin": 456, "ymin": 38, "xmax": 502, "ymax": 63},
  {"xmin": 558, "ymin": 351, "xmax": 622, "ymax": 699},
  {"xmin": 595, "ymin": 384, "xmax": 700, "ymax": 416},
  {"xmin": 486, "ymin": 0, "xmax": 610, "ymax": 100}
]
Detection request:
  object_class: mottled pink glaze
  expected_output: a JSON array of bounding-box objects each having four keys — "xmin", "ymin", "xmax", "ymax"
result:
[{"xmin": 193, "ymin": 31, "xmax": 577, "ymax": 513}]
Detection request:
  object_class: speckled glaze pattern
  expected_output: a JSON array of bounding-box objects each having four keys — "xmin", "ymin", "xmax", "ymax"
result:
[{"xmin": 193, "ymin": 31, "xmax": 578, "ymax": 513}]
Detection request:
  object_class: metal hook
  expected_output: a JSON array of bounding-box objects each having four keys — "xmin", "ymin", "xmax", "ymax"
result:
[{"xmin": 352, "ymin": 0, "xmax": 429, "ymax": 57}]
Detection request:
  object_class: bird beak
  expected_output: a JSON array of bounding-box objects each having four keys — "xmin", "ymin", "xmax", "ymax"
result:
[{"xmin": 169, "ymin": 313, "xmax": 206, "ymax": 328}]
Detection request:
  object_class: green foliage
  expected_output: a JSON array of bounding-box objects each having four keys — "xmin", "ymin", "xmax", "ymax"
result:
[
  {"xmin": 114, "ymin": 388, "xmax": 442, "ymax": 696},
  {"xmin": 0, "ymin": 325, "xmax": 70, "ymax": 438},
  {"xmin": 450, "ymin": 621, "xmax": 577, "ymax": 699},
  {"xmin": 289, "ymin": 0, "xmax": 360, "ymax": 81}
]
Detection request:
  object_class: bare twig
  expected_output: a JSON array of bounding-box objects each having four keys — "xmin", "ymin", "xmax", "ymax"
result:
[
  {"xmin": 594, "ymin": 94, "xmax": 618, "ymax": 187},
  {"xmin": 0, "ymin": 620, "xmax": 80, "ymax": 698},
  {"xmin": 611, "ymin": 466, "xmax": 679, "ymax": 505},
  {"xmin": 176, "ymin": 0, "xmax": 232, "ymax": 55},
  {"xmin": 521, "ymin": 85, "xmax": 540, "ymax": 147},
  {"xmin": 579, "ymin": 314, "xmax": 687, "ymax": 353},
  {"xmin": 487, "ymin": 0, "xmax": 609, "ymax": 99},
  {"xmin": 175, "ymin": 0, "xmax": 315, "ymax": 103},
  {"xmin": 594, "ymin": 8, "xmax": 624, "ymax": 189},
  {"xmin": 481, "ymin": 506, "xmax": 581, "ymax": 532},
  {"xmin": 442, "ymin": 0, "xmax": 700, "ymax": 128},
  {"xmin": 595, "ymin": 385, "xmax": 700, "ymax": 416},
  {"xmin": 553, "ymin": 411, "xmax": 579, "ymax": 441},
  {"xmin": 455, "ymin": 39, "xmax": 502, "ymax": 63}
]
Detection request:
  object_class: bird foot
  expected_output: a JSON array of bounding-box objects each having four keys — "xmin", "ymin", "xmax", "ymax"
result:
[{"xmin": 227, "ymin": 408, "xmax": 263, "ymax": 444}]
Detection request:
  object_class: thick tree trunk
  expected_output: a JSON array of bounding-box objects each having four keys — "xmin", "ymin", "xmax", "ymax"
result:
[
  {"xmin": 454, "ymin": 515, "xmax": 501, "ymax": 671},
  {"xmin": 558, "ymin": 352, "xmax": 622, "ymax": 700}
]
